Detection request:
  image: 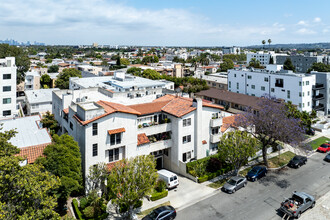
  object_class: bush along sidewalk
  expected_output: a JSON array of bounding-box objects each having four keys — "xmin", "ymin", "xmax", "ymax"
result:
[{"xmin": 150, "ymin": 179, "xmax": 168, "ymax": 201}]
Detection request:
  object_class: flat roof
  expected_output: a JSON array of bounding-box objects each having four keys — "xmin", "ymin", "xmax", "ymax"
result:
[
  {"xmin": 25, "ymin": 88, "xmax": 60, "ymax": 104},
  {"xmin": 0, "ymin": 115, "xmax": 52, "ymax": 148}
]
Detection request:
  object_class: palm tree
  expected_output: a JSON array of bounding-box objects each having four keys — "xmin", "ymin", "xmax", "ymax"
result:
[
  {"xmin": 262, "ymin": 40, "xmax": 266, "ymax": 49},
  {"xmin": 268, "ymin": 39, "xmax": 272, "ymax": 50}
]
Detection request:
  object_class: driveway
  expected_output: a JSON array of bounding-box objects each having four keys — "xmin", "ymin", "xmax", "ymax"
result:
[
  {"xmin": 141, "ymin": 175, "xmax": 216, "ymax": 212},
  {"xmin": 177, "ymin": 151, "xmax": 330, "ymax": 220}
]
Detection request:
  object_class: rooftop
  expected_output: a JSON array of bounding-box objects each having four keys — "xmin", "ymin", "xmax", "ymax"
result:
[
  {"xmin": 25, "ymin": 88, "xmax": 60, "ymax": 104},
  {"xmin": 0, "ymin": 115, "xmax": 52, "ymax": 148}
]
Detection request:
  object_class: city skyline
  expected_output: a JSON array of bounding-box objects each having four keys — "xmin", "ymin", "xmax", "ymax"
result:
[{"xmin": 1, "ymin": 0, "xmax": 330, "ymax": 46}]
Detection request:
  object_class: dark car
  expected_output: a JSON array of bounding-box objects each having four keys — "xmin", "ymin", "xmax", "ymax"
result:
[
  {"xmin": 305, "ymin": 128, "xmax": 315, "ymax": 136},
  {"xmin": 317, "ymin": 143, "xmax": 330, "ymax": 153},
  {"xmin": 246, "ymin": 166, "xmax": 267, "ymax": 181},
  {"xmin": 222, "ymin": 176, "xmax": 247, "ymax": 193},
  {"xmin": 324, "ymin": 153, "xmax": 330, "ymax": 162},
  {"xmin": 142, "ymin": 206, "xmax": 176, "ymax": 220},
  {"xmin": 288, "ymin": 155, "xmax": 307, "ymax": 168}
]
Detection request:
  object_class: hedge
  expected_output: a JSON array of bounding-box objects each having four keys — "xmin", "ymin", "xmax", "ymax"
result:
[
  {"xmin": 150, "ymin": 190, "xmax": 168, "ymax": 201},
  {"xmin": 72, "ymin": 199, "xmax": 83, "ymax": 220},
  {"xmin": 197, "ymin": 166, "xmax": 234, "ymax": 183}
]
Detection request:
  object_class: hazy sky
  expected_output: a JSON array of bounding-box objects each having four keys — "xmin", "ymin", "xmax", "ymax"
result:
[{"xmin": 1, "ymin": 0, "xmax": 330, "ymax": 46}]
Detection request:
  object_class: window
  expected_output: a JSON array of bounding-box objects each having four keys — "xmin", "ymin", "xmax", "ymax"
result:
[
  {"xmin": 182, "ymin": 151, "xmax": 191, "ymax": 162},
  {"xmin": 299, "ymin": 81, "xmax": 302, "ymax": 86},
  {"xmin": 234, "ymin": 74, "xmax": 236, "ymax": 77},
  {"xmin": 271, "ymin": 88, "xmax": 274, "ymax": 92},
  {"xmin": 251, "ymin": 85, "xmax": 255, "ymax": 89},
  {"xmin": 182, "ymin": 135, "xmax": 191, "ymax": 144},
  {"xmin": 229, "ymin": 81, "xmax": 231, "ymax": 88},
  {"xmin": 109, "ymin": 148, "xmax": 120, "ymax": 162},
  {"xmin": 212, "ymin": 127, "xmax": 219, "ymax": 134},
  {"xmin": 2, "ymin": 98, "xmax": 11, "ymax": 104},
  {"xmin": 183, "ymin": 118, "xmax": 191, "ymax": 127},
  {"xmin": 303, "ymin": 92, "xmax": 305, "ymax": 97},
  {"xmin": 247, "ymin": 75, "xmax": 252, "ymax": 79},
  {"xmin": 92, "ymin": 123, "xmax": 98, "ymax": 136},
  {"xmin": 3, "ymin": 86, "xmax": 11, "ymax": 92},
  {"xmin": 236, "ymin": 83, "xmax": 239, "ymax": 89},
  {"xmin": 308, "ymin": 102, "xmax": 310, "ymax": 106},
  {"xmin": 264, "ymin": 77, "xmax": 269, "ymax": 82},
  {"xmin": 261, "ymin": 86, "xmax": 265, "ymax": 91},
  {"xmin": 306, "ymin": 81, "xmax": 309, "ymax": 85},
  {"xmin": 275, "ymin": 78, "xmax": 284, "ymax": 88},
  {"xmin": 303, "ymin": 103, "xmax": 305, "ymax": 107},
  {"xmin": 307, "ymin": 91, "xmax": 310, "ymax": 96},
  {"xmin": 3, "ymin": 110, "xmax": 11, "ymax": 116},
  {"xmin": 3, "ymin": 74, "xmax": 11, "ymax": 79},
  {"xmin": 299, "ymin": 103, "xmax": 302, "ymax": 108},
  {"xmin": 252, "ymin": 94, "xmax": 255, "ymax": 96},
  {"xmin": 93, "ymin": 144, "xmax": 98, "ymax": 156},
  {"xmin": 303, "ymin": 81, "xmax": 305, "ymax": 86},
  {"xmin": 70, "ymin": 122, "xmax": 73, "ymax": 130},
  {"xmin": 110, "ymin": 133, "xmax": 122, "ymax": 145},
  {"xmin": 299, "ymin": 92, "xmax": 302, "ymax": 97},
  {"xmin": 287, "ymin": 90, "xmax": 290, "ymax": 99}
]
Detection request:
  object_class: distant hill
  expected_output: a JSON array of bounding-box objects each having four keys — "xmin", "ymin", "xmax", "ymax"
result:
[{"xmin": 246, "ymin": 42, "xmax": 330, "ymax": 50}]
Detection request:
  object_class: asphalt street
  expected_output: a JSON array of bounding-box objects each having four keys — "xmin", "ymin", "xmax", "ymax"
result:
[{"xmin": 177, "ymin": 151, "xmax": 330, "ymax": 220}]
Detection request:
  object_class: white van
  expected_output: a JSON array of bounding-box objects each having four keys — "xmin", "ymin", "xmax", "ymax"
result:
[{"xmin": 157, "ymin": 169, "xmax": 179, "ymax": 189}]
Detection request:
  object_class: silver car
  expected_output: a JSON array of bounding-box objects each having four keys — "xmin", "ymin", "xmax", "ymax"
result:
[{"xmin": 222, "ymin": 176, "xmax": 247, "ymax": 193}]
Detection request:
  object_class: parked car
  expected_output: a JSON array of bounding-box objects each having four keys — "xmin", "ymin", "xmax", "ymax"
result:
[
  {"xmin": 222, "ymin": 176, "xmax": 247, "ymax": 194},
  {"xmin": 142, "ymin": 205, "xmax": 176, "ymax": 220},
  {"xmin": 305, "ymin": 128, "xmax": 315, "ymax": 136},
  {"xmin": 324, "ymin": 153, "xmax": 330, "ymax": 162},
  {"xmin": 317, "ymin": 143, "xmax": 330, "ymax": 153},
  {"xmin": 279, "ymin": 191, "xmax": 315, "ymax": 219},
  {"xmin": 157, "ymin": 169, "xmax": 179, "ymax": 189},
  {"xmin": 288, "ymin": 155, "xmax": 307, "ymax": 168},
  {"xmin": 246, "ymin": 166, "xmax": 267, "ymax": 181}
]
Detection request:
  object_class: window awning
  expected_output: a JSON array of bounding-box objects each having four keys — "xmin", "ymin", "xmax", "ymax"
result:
[{"xmin": 108, "ymin": 128, "xmax": 126, "ymax": 135}]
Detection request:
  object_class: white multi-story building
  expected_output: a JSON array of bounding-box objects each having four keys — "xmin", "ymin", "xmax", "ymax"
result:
[
  {"xmin": 223, "ymin": 47, "xmax": 240, "ymax": 55},
  {"xmin": 52, "ymin": 92, "xmax": 234, "ymax": 182},
  {"xmin": 247, "ymin": 51, "xmax": 287, "ymax": 66},
  {"xmin": 25, "ymin": 88, "xmax": 60, "ymax": 115},
  {"xmin": 0, "ymin": 57, "xmax": 17, "ymax": 118},
  {"xmin": 228, "ymin": 65, "xmax": 315, "ymax": 112}
]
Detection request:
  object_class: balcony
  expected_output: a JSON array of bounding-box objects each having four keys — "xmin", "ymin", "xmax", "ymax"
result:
[
  {"xmin": 149, "ymin": 139, "xmax": 173, "ymax": 152},
  {"xmin": 313, "ymin": 83, "xmax": 324, "ymax": 90},
  {"xmin": 138, "ymin": 123, "xmax": 172, "ymax": 136},
  {"xmin": 210, "ymin": 117, "xmax": 223, "ymax": 127},
  {"xmin": 313, "ymin": 94, "xmax": 324, "ymax": 100},
  {"xmin": 313, "ymin": 103, "xmax": 324, "ymax": 111},
  {"xmin": 210, "ymin": 133, "xmax": 222, "ymax": 143}
]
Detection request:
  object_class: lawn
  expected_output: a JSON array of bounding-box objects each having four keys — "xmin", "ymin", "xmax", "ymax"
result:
[
  {"xmin": 207, "ymin": 178, "xmax": 229, "ymax": 189},
  {"xmin": 308, "ymin": 136, "xmax": 330, "ymax": 150},
  {"xmin": 266, "ymin": 151, "xmax": 296, "ymax": 168},
  {"xmin": 137, "ymin": 201, "xmax": 171, "ymax": 218}
]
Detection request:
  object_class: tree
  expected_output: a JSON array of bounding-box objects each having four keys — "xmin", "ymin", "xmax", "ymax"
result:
[
  {"xmin": 285, "ymin": 101, "xmax": 317, "ymax": 130},
  {"xmin": 87, "ymin": 163, "xmax": 108, "ymax": 196},
  {"xmin": 40, "ymin": 111, "xmax": 59, "ymax": 135},
  {"xmin": 120, "ymin": 58, "xmax": 130, "ymax": 66},
  {"xmin": 48, "ymin": 65, "xmax": 59, "ymax": 73},
  {"xmin": 40, "ymin": 74, "xmax": 52, "ymax": 89},
  {"xmin": 283, "ymin": 58, "xmax": 296, "ymax": 72},
  {"xmin": 77, "ymin": 57, "xmax": 83, "ymax": 63},
  {"xmin": 46, "ymin": 58, "xmax": 53, "ymax": 64},
  {"xmin": 218, "ymin": 130, "xmax": 259, "ymax": 175},
  {"xmin": 237, "ymin": 96, "xmax": 304, "ymax": 167},
  {"xmin": 141, "ymin": 55, "xmax": 159, "ymax": 64},
  {"xmin": 268, "ymin": 39, "xmax": 272, "ymax": 49},
  {"xmin": 101, "ymin": 60, "xmax": 109, "ymax": 67},
  {"xmin": 36, "ymin": 134, "xmax": 83, "ymax": 208},
  {"xmin": 262, "ymin": 40, "xmax": 266, "ymax": 49},
  {"xmin": 116, "ymin": 56, "xmax": 121, "ymax": 66},
  {"xmin": 307, "ymin": 62, "xmax": 330, "ymax": 73},
  {"xmin": 55, "ymin": 68, "xmax": 82, "ymax": 89},
  {"xmin": 107, "ymin": 155, "xmax": 158, "ymax": 219},
  {"xmin": 220, "ymin": 58, "xmax": 234, "ymax": 72},
  {"xmin": 249, "ymin": 58, "xmax": 262, "ymax": 68},
  {"xmin": 0, "ymin": 127, "xmax": 60, "ymax": 219},
  {"xmin": 0, "ymin": 44, "xmax": 30, "ymax": 83}
]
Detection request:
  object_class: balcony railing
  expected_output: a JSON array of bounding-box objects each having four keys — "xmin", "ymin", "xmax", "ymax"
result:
[
  {"xmin": 210, "ymin": 117, "xmax": 223, "ymax": 127},
  {"xmin": 210, "ymin": 133, "xmax": 222, "ymax": 143},
  {"xmin": 313, "ymin": 83, "xmax": 324, "ymax": 90},
  {"xmin": 313, "ymin": 94, "xmax": 324, "ymax": 100},
  {"xmin": 138, "ymin": 123, "xmax": 172, "ymax": 136},
  {"xmin": 149, "ymin": 139, "xmax": 173, "ymax": 152},
  {"xmin": 313, "ymin": 103, "xmax": 324, "ymax": 111}
]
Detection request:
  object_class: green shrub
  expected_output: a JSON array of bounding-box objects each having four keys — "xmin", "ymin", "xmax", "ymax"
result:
[
  {"xmin": 83, "ymin": 206, "xmax": 94, "ymax": 218},
  {"xmin": 150, "ymin": 190, "xmax": 168, "ymax": 201},
  {"xmin": 119, "ymin": 200, "xmax": 143, "ymax": 213},
  {"xmin": 206, "ymin": 157, "xmax": 222, "ymax": 173},
  {"xmin": 197, "ymin": 175, "xmax": 209, "ymax": 183},
  {"xmin": 80, "ymin": 197, "xmax": 88, "ymax": 210},
  {"xmin": 72, "ymin": 199, "xmax": 83, "ymax": 220},
  {"xmin": 155, "ymin": 179, "xmax": 167, "ymax": 192}
]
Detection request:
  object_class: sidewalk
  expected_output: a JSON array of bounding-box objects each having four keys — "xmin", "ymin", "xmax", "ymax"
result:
[{"xmin": 300, "ymin": 190, "xmax": 330, "ymax": 220}]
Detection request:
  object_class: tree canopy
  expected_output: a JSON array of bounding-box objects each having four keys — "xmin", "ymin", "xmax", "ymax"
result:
[
  {"xmin": 237, "ymin": 96, "xmax": 304, "ymax": 167},
  {"xmin": 218, "ymin": 130, "xmax": 259, "ymax": 174},
  {"xmin": 40, "ymin": 111, "xmax": 59, "ymax": 136},
  {"xmin": 40, "ymin": 74, "xmax": 52, "ymax": 89},
  {"xmin": 220, "ymin": 58, "xmax": 234, "ymax": 72},
  {"xmin": 307, "ymin": 62, "xmax": 330, "ymax": 73},
  {"xmin": 120, "ymin": 58, "xmax": 130, "ymax": 66},
  {"xmin": 283, "ymin": 58, "xmax": 296, "ymax": 72},
  {"xmin": 0, "ymin": 44, "xmax": 30, "ymax": 83},
  {"xmin": 142, "ymin": 55, "xmax": 159, "ymax": 64},
  {"xmin": 48, "ymin": 65, "xmax": 59, "ymax": 73},
  {"xmin": 55, "ymin": 68, "xmax": 81, "ymax": 89},
  {"xmin": 249, "ymin": 58, "xmax": 263, "ymax": 69},
  {"xmin": 107, "ymin": 155, "xmax": 158, "ymax": 219}
]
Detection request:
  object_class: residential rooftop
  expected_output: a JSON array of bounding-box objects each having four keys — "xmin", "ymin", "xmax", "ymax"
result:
[{"xmin": 25, "ymin": 88, "xmax": 60, "ymax": 104}]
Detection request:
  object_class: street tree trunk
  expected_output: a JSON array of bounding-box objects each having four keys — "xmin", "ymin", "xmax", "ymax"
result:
[{"xmin": 262, "ymin": 146, "xmax": 269, "ymax": 167}]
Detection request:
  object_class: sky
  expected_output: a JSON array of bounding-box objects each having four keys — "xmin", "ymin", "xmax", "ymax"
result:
[{"xmin": 1, "ymin": 0, "xmax": 330, "ymax": 46}]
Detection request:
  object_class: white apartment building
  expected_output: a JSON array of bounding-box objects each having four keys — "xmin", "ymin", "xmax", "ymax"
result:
[
  {"xmin": 25, "ymin": 71, "xmax": 40, "ymax": 90},
  {"xmin": 0, "ymin": 57, "xmax": 17, "ymax": 118},
  {"xmin": 228, "ymin": 65, "xmax": 315, "ymax": 112},
  {"xmin": 52, "ymin": 92, "xmax": 234, "ymax": 181},
  {"xmin": 25, "ymin": 88, "xmax": 60, "ymax": 115},
  {"xmin": 247, "ymin": 51, "xmax": 287, "ymax": 66}
]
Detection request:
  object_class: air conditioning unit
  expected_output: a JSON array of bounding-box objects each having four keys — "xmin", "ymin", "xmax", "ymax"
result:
[{"xmin": 76, "ymin": 98, "xmax": 81, "ymax": 102}]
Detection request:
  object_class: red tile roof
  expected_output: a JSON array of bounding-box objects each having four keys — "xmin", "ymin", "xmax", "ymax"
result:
[
  {"xmin": 16, "ymin": 143, "xmax": 51, "ymax": 164},
  {"xmin": 137, "ymin": 133, "xmax": 150, "ymax": 146},
  {"xmin": 63, "ymin": 108, "xmax": 69, "ymax": 114},
  {"xmin": 108, "ymin": 128, "xmax": 126, "ymax": 135},
  {"xmin": 221, "ymin": 115, "xmax": 239, "ymax": 133},
  {"xmin": 129, "ymin": 101, "xmax": 171, "ymax": 115},
  {"xmin": 202, "ymin": 140, "xmax": 207, "ymax": 144}
]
